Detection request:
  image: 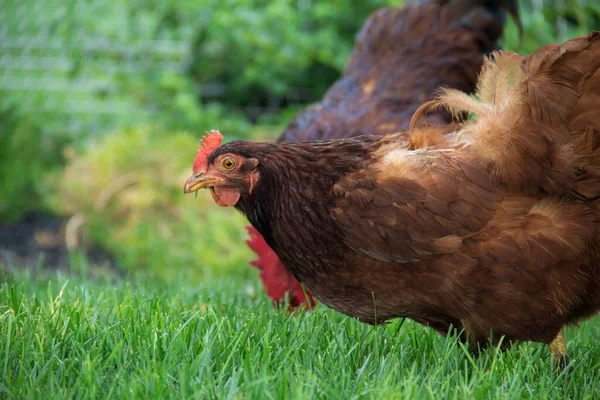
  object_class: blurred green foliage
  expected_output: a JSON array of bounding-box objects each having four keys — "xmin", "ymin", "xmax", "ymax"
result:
[
  {"xmin": 187, "ymin": 0, "xmax": 398, "ymax": 109},
  {"xmin": 502, "ymin": 0, "xmax": 600, "ymax": 53},
  {"xmin": 0, "ymin": 95, "xmax": 67, "ymax": 221},
  {"xmin": 1, "ymin": 0, "xmax": 599, "ymax": 278},
  {"xmin": 47, "ymin": 127, "xmax": 274, "ymax": 281}
]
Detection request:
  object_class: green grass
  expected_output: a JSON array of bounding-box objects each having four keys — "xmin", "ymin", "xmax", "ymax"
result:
[{"xmin": 1, "ymin": 270, "xmax": 600, "ymax": 399}]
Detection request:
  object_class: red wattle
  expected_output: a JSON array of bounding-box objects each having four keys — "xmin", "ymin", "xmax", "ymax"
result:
[{"xmin": 245, "ymin": 226, "xmax": 316, "ymax": 310}]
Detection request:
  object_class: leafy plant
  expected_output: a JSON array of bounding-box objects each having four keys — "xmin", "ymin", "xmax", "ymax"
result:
[
  {"xmin": 0, "ymin": 97, "xmax": 67, "ymax": 221},
  {"xmin": 187, "ymin": 0, "xmax": 399, "ymax": 111},
  {"xmin": 47, "ymin": 126, "xmax": 278, "ymax": 281},
  {"xmin": 502, "ymin": 0, "xmax": 600, "ymax": 53}
]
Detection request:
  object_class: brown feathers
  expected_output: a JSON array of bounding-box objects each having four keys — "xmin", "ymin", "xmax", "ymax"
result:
[
  {"xmin": 202, "ymin": 32, "xmax": 600, "ymax": 350},
  {"xmin": 409, "ymin": 32, "xmax": 600, "ymax": 197},
  {"xmin": 476, "ymin": 51, "xmax": 524, "ymax": 105},
  {"xmin": 279, "ymin": 0, "xmax": 516, "ymax": 143},
  {"xmin": 246, "ymin": 0, "xmax": 518, "ymax": 310}
]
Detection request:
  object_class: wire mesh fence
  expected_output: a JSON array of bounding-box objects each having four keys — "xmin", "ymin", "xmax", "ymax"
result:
[
  {"xmin": 0, "ymin": 0, "xmax": 329, "ymax": 139},
  {"xmin": 0, "ymin": 0, "xmax": 193, "ymax": 137},
  {"xmin": 1, "ymin": 0, "xmax": 599, "ymax": 139}
]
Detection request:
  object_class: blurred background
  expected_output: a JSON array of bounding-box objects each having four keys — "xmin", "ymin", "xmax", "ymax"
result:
[{"xmin": 0, "ymin": 0, "xmax": 598, "ymax": 284}]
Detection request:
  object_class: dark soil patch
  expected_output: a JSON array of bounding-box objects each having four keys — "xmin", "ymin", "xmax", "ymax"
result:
[{"xmin": 0, "ymin": 211, "xmax": 120, "ymax": 276}]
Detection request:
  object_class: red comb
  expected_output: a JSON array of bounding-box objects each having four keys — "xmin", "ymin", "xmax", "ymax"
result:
[{"xmin": 193, "ymin": 130, "xmax": 224, "ymax": 173}]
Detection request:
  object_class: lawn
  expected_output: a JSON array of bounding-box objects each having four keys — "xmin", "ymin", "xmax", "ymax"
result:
[
  {"xmin": 2, "ymin": 1, "xmax": 600, "ymax": 399},
  {"xmin": 1, "ymin": 269, "xmax": 600, "ymax": 399}
]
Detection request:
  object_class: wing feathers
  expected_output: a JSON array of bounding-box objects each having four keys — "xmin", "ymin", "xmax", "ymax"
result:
[{"xmin": 332, "ymin": 32, "xmax": 600, "ymax": 267}]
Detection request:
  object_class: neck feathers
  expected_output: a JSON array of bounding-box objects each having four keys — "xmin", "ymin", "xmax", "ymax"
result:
[{"xmin": 234, "ymin": 138, "xmax": 377, "ymax": 247}]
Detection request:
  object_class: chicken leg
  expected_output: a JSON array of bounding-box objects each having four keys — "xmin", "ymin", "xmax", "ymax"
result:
[{"xmin": 548, "ymin": 328, "xmax": 570, "ymax": 369}]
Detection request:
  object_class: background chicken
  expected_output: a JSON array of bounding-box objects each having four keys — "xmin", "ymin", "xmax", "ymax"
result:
[
  {"xmin": 185, "ymin": 31, "xmax": 600, "ymax": 366},
  {"xmin": 246, "ymin": 0, "xmax": 520, "ymax": 309}
]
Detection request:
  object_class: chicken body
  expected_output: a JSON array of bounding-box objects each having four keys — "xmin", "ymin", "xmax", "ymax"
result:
[
  {"xmin": 186, "ymin": 32, "xmax": 600, "ymax": 355},
  {"xmin": 248, "ymin": 0, "xmax": 519, "ymax": 308}
]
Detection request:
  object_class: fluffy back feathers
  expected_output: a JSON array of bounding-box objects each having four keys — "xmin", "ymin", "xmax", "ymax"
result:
[{"xmin": 411, "ymin": 31, "xmax": 600, "ymax": 198}]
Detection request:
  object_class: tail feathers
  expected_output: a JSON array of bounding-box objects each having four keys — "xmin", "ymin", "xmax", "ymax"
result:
[
  {"xmin": 245, "ymin": 226, "xmax": 316, "ymax": 310},
  {"xmin": 412, "ymin": 31, "xmax": 600, "ymax": 197},
  {"xmin": 514, "ymin": 31, "xmax": 600, "ymax": 198}
]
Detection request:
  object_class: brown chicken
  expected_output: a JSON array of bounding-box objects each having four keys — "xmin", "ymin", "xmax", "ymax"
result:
[
  {"xmin": 246, "ymin": 0, "xmax": 519, "ymax": 309},
  {"xmin": 185, "ymin": 32, "xmax": 600, "ymax": 365}
]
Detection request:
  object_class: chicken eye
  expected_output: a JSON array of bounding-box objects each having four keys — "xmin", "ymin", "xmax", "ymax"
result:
[{"xmin": 221, "ymin": 157, "xmax": 236, "ymax": 170}]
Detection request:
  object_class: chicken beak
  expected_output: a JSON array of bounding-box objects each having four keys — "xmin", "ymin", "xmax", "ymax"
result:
[{"xmin": 183, "ymin": 174, "xmax": 222, "ymax": 194}]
